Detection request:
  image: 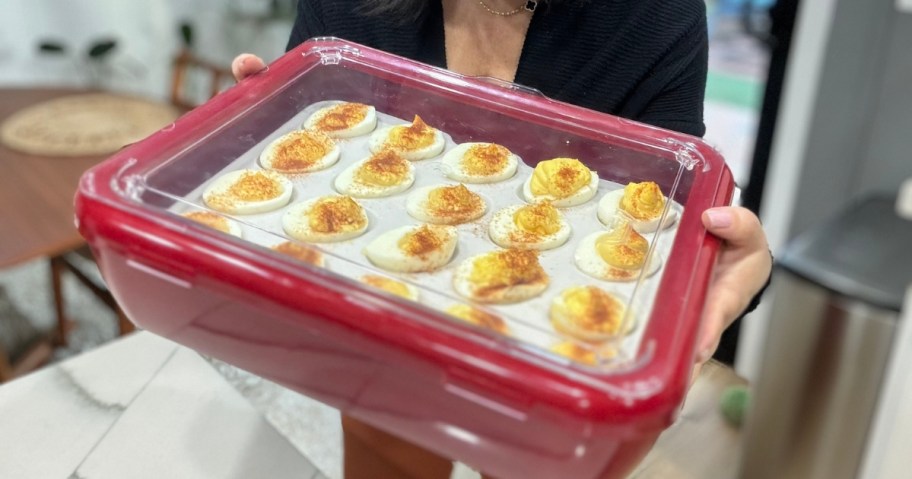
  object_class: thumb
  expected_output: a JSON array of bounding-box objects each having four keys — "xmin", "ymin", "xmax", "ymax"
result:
[
  {"xmin": 701, "ymin": 206, "xmax": 765, "ymax": 249},
  {"xmin": 231, "ymin": 53, "xmax": 267, "ymax": 82}
]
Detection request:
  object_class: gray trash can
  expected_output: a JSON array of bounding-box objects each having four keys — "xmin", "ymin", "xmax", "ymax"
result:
[{"xmin": 739, "ymin": 196, "xmax": 912, "ymax": 479}]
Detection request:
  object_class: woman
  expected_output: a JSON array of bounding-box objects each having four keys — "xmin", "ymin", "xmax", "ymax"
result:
[{"xmin": 234, "ymin": 1, "xmax": 772, "ymax": 477}]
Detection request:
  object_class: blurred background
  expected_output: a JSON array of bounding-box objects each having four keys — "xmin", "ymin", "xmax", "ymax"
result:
[
  {"xmin": 0, "ymin": 0, "xmax": 296, "ymax": 99},
  {"xmin": 1, "ymin": 1, "xmax": 910, "ymax": 478},
  {"xmin": 0, "ymin": 0, "xmax": 299, "ymax": 357}
]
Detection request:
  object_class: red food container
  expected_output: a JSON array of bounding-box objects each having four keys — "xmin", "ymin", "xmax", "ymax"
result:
[{"xmin": 75, "ymin": 38, "xmax": 733, "ymax": 479}]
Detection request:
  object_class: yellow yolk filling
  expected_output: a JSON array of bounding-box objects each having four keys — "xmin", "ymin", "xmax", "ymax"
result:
[
  {"xmin": 315, "ymin": 103, "xmax": 368, "ymax": 132},
  {"xmin": 551, "ymin": 341, "xmax": 617, "ymax": 365},
  {"xmin": 446, "ymin": 304, "xmax": 509, "ymax": 334},
  {"xmin": 227, "ymin": 172, "xmax": 282, "ymax": 202},
  {"xmin": 273, "ymin": 242, "xmax": 323, "ymax": 266},
  {"xmin": 271, "ymin": 131, "xmax": 332, "ymax": 171},
  {"xmin": 184, "ymin": 212, "xmax": 230, "ymax": 233},
  {"xmin": 529, "ymin": 158, "xmax": 591, "ymax": 199},
  {"xmin": 513, "ymin": 202, "xmax": 561, "ymax": 236},
  {"xmin": 356, "ymin": 150, "xmax": 410, "ymax": 186},
  {"xmin": 463, "ymin": 144, "xmax": 510, "ymax": 176},
  {"xmin": 307, "ymin": 196, "xmax": 365, "ymax": 233},
  {"xmin": 388, "ymin": 115, "xmax": 436, "ymax": 150},
  {"xmin": 619, "ymin": 181, "xmax": 666, "ymax": 220},
  {"xmin": 552, "ymin": 342, "xmax": 597, "ymax": 365},
  {"xmin": 557, "ymin": 286, "xmax": 624, "ymax": 335},
  {"xmin": 398, "ymin": 225, "xmax": 444, "ymax": 258},
  {"xmin": 363, "ymin": 275, "xmax": 413, "ymax": 299},
  {"xmin": 469, "ymin": 249, "xmax": 544, "ymax": 290},
  {"xmin": 596, "ymin": 224, "xmax": 649, "ymax": 270},
  {"xmin": 427, "ymin": 184, "xmax": 482, "ymax": 218}
]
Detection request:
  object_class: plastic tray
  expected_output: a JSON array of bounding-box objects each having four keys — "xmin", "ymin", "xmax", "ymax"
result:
[{"xmin": 75, "ymin": 38, "xmax": 733, "ymax": 479}]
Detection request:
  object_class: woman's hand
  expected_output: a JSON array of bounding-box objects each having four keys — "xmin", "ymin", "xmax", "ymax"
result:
[
  {"xmin": 695, "ymin": 206, "xmax": 772, "ymax": 370},
  {"xmin": 231, "ymin": 53, "xmax": 267, "ymax": 81}
]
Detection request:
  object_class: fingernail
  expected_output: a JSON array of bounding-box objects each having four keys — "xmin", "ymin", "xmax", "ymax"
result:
[{"xmin": 705, "ymin": 210, "xmax": 733, "ymax": 229}]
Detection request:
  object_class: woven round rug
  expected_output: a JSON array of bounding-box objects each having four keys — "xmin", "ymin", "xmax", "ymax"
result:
[{"xmin": 0, "ymin": 93, "xmax": 179, "ymax": 157}]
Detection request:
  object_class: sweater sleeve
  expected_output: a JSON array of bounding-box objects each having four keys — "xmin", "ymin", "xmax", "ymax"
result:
[
  {"xmin": 621, "ymin": 11, "xmax": 709, "ymax": 137},
  {"xmin": 286, "ymin": 0, "xmax": 327, "ymax": 52}
]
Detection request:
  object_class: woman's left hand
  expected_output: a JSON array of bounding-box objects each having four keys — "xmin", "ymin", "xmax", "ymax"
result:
[{"xmin": 693, "ymin": 206, "xmax": 772, "ymax": 375}]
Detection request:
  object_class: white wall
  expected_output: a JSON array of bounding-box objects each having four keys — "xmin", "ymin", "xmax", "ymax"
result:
[{"xmin": 0, "ymin": 0, "xmax": 292, "ymax": 101}]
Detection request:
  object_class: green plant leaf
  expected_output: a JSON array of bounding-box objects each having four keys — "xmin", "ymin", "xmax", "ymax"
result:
[
  {"xmin": 87, "ymin": 39, "xmax": 117, "ymax": 59},
  {"xmin": 180, "ymin": 22, "xmax": 194, "ymax": 48},
  {"xmin": 38, "ymin": 41, "xmax": 66, "ymax": 54}
]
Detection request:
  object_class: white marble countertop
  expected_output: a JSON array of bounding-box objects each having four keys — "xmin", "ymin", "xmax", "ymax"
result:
[
  {"xmin": 0, "ymin": 331, "xmax": 745, "ymax": 479},
  {"xmin": 0, "ymin": 332, "xmax": 328, "ymax": 479}
]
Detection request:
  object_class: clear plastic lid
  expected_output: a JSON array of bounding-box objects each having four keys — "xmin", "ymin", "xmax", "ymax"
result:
[{"xmin": 105, "ymin": 38, "xmax": 732, "ymax": 380}]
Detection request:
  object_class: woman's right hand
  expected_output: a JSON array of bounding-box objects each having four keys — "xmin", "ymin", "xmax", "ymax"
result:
[{"xmin": 231, "ymin": 53, "xmax": 267, "ymax": 81}]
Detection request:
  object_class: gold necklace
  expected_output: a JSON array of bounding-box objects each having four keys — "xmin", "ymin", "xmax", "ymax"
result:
[{"xmin": 476, "ymin": 0, "xmax": 537, "ymax": 16}]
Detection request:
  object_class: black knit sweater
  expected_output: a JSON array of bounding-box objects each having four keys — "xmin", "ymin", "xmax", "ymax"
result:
[{"xmin": 287, "ymin": 0, "xmax": 708, "ymax": 137}]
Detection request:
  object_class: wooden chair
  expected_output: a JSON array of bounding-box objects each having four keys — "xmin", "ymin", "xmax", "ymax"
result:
[
  {"xmin": 52, "ymin": 251, "xmax": 134, "ymax": 346},
  {"xmin": 1, "ymin": 251, "xmax": 123, "ymax": 383},
  {"xmin": 0, "ymin": 340, "xmax": 54, "ymax": 383},
  {"xmin": 170, "ymin": 49, "xmax": 234, "ymax": 111},
  {"xmin": 47, "ymin": 51, "xmax": 231, "ymax": 348},
  {"xmin": 0, "ymin": 284, "xmax": 55, "ymax": 383}
]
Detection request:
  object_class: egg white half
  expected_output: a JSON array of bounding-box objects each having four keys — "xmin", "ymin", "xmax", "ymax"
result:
[
  {"xmin": 368, "ymin": 125, "xmax": 446, "ymax": 161},
  {"xmin": 574, "ymin": 231, "xmax": 662, "ymax": 282},
  {"xmin": 361, "ymin": 274, "xmax": 421, "ymax": 301},
  {"xmin": 445, "ymin": 304, "xmax": 511, "ymax": 335},
  {"xmin": 271, "ymin": 241, "xmax": 326, "ymax": 268},
  {"xmin": 202, "ymin": 169, "xmax": 293, "ymax": 215},
  {"xmin": 521, "ymin": 169, "xmax": 600, "ymax": 208},
  {"xmin": 452, "ymin": 252, "xmax": 549, "ymax": 304},
  {"xmin": 597, "ymin": 188, "xmax": 679, "ymax": 234},
  {"xmin": 334, "ymin": 155, "xmax": 416, "ymax": 198},
  {"xmin": 488, "ymin": 204, "xmax": 571, "ymax": 250},
  {"xmin": 182, "ymin": 211, "xmax": 244, "ymax": 238},
  {"xmin": 441, "ymin": 142, "xmax": 519, "ymax": 183},
  {"xmin": 281, "ymin": 196, "xmax": 369, "ymax": 243},
  {"xmin": 550, "ymin": 340, "xmax": 618, "ymax": 366},
  {"xmin": 302, "ymin": 102, "xmax": 378, "ymax": 139},
  {"xmin": 405, "ymin": 184, "xmax": 487, "ymax": 225},
  {"xmin": 363, "ymin": 224, "xmax": 458, "ymax": 273},
  {"xmin": 549, "ymin": 286, "xmax": 632, "ymax": 342},
  {"xmin": 259, "ymin": 130, "xmax": 340, "ymax": 173}
]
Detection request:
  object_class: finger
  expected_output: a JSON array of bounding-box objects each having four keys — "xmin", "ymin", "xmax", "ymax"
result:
[
  {"xmin": 696, "ymin": 287, "xmax": 739, "ymax": 362},
  {"xmin": 696, "ymin": 245, "xmax": 767, "ymax": 362},
  {"xmin": 690, "ymin": 361, "xmax": 705, "ymax": 387},
  {"xmin": 231, "ymin": 54, "xmax": 267, "ymax": 82},
  {"xmin": 702, "ymin": 206, "xmax": 766, "ymax": 250},
  {"xmin": 696, "ymin": 208, "xmax": 772, "ymax": 364}
]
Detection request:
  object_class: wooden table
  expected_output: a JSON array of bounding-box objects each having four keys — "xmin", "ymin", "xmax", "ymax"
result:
[
  {"xmin": 0, "ymin": 88, "xmax": 105, "ymax": 268},
  {"xmin": 0, "ymin": 88, "xmax": 119, "ymax": 381}
]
